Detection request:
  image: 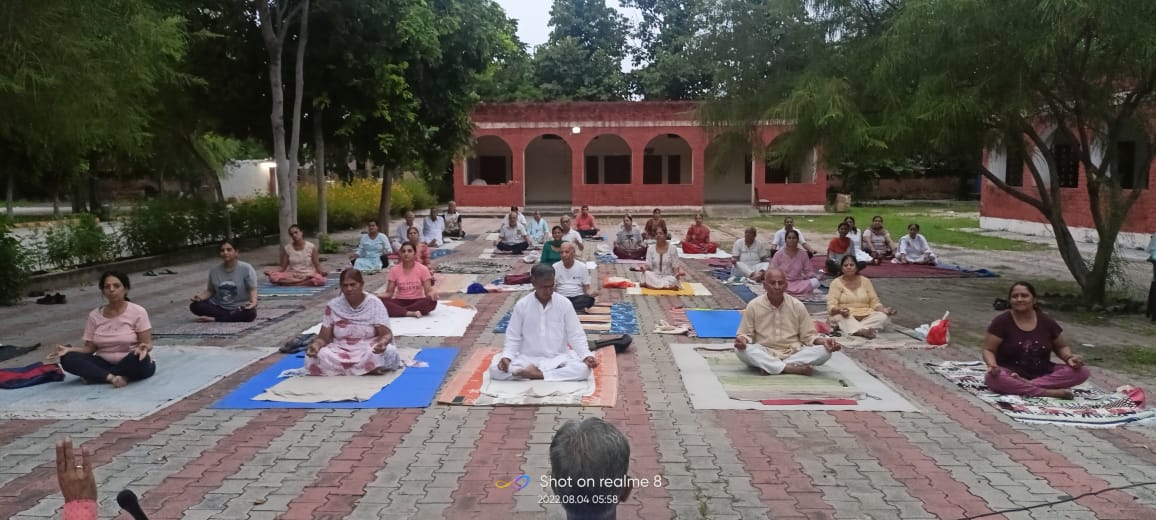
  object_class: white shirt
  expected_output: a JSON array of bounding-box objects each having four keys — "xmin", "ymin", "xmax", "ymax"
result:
[
  {"xmin": 898, "ymin": 233, "xmax": 933, "ymax": 258},
  {"xmin": 395, "ymin": 221, "xmax": 417, "ymax": 244},
  {"xmin": 561, "ymin": 229, "xmax": 584, "ymax": 246},
  {"xmin": 421, "ymin": 216, "xmax": 444, "ymax": 244},
  {"xmin": 732, "ymin": 238, "xmax": 769, "ymax": 265},
  {"xmin": 501, "ymin": 292, "xmax": 592, "ymax": 362},
  {"xmin": 498, "ymin": 221, "xmax": 528, "ymax": 244},
  {"xmin": 771, "ymin": 227, "xmax": 807, "ymax": 249},
  {"xmin": 553, "ymin": 260, "xmax": 590, "ymax": 298}
]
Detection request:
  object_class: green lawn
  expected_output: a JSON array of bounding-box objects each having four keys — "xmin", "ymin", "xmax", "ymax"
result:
[{"xmin": 745, "ymin": 203, "xmax": 1045, "ymax": 251}]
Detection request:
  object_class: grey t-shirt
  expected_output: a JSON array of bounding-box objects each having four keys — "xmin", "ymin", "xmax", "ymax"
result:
[{"xmin": 208, "ymin": 261, "xmax": 258, "ymax": 310}]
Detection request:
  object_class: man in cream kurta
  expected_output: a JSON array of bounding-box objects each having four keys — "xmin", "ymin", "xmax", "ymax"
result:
[
  {"xmin": 490, "ymin": 263, "xmax": 599, "ymax": 381},
  {"xmin": 734, "ymin": 269, "xmax": 842, "ymax": 376}
]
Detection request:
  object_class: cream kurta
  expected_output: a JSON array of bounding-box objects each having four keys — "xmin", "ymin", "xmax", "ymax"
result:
[
  {"xmin": 736, "ymin": 294, "xmax": 819, "ymax": 358},
  {"xmin": 490, "ymin": 292, "xmax": 593, "ymax": 381},
  {"xmin": 826, "ymin": 276, "xmax": 890, "ymax": 334}
]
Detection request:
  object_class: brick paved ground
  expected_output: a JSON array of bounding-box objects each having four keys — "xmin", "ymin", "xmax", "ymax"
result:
[{"xmin": 2, "ymin": 215, "xmax": 1156, "ymax": 519}]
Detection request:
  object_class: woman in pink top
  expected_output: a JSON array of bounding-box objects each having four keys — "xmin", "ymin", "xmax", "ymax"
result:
[
  {"xmin": 769, "ymin": 229, "xmax": 819, "ymax": 297},
  {"xmin": 267, "ymin": 224, "xmax": 327, "ymax": 286},
  {"xmin": 379, "ymin": 242, "xmax": 439, "ymax": 318},
  {"xmin": 46, "ymin": 271, "xmax": 155, "ymax": 388},
  {"xmin": 406, "ymin": 225, "xmax": 433, "ymax": 268}
]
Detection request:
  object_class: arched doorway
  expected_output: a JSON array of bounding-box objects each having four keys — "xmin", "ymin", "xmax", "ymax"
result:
[
  {"xmin": 583, "ymin": 135, "xmax": 632, "ymax": 185},
  {"xmin": 763, "ymin": 134, "xmax": 815, "ymax": 184},
  {"xmin": 466, "ymin": 136, "xmax": 513, "ymax": 186},
  {"xmin": 704, "ymin": 134, "xmax": 754, "ymax": 203},
  {"xmin": 524, "ymin": 134, "xmax": 572, "ymax": 204},
  {"xmin": 642, "ymin": 134, "xmax": 692, "ymax": 186}
]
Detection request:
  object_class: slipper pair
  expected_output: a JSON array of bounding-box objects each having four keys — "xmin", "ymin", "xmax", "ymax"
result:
[
  {"xmin": 35, "ymin": 293, "xmax": 66, "ymax": 305},
  {"xmin": 653, "ymin": 320, "xmax": 689, "ymax": 335},
  {"xmin": 144, "ymin": 269, "xmax": 178, "ymax": 276}
]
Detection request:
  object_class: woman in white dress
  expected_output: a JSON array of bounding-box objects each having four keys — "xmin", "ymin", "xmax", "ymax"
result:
[
  {"xmin": 638, "ymin": 221, "xmax": 684, "ymax": 290},
  {"xmin": 843, "ymin": 216, "xmax": 873, "ymax": 264},
  {"xmin": 896, "ymin": 223, "xmax": 937, "ymax": 265}
]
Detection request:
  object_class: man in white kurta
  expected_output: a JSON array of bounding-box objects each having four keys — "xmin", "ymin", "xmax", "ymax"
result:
[
  {"xmin": 732, "ymin": 227, "xmax": 770, "ymax": 278},
  {"xmin": 734, "ymin": 269, "xmax": 842, "ymax": 376},
  {"xmin": 490, "ymin": 264, "xmax": 599, "ymax": 381},
  {"xmin": 421, "ymin": 208, "xmax": 444, "ymax": 246},
  {"xmin": 393, "ymin": 211, "xmax": 418, "ymax": 251},
  {"xmin": 770, "ymin": 217, "xmax": 817, "ymax": 257}
]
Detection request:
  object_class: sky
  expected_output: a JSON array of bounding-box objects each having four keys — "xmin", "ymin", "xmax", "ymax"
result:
[{"xmin": 493, "ymin": 0, "xmax": 640, "ymax": 50}]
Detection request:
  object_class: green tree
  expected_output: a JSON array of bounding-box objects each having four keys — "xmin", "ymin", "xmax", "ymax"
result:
[
  {"xmin": 621, "ymin": 0, "xmax": 711, "ymax": 100},
  {"xmin": 533, "ymin": 0, "xmax": 630, "ymax": 101},
  {"xmin": 476, "ymin": 17, "xmax": 541, "ymax": 103}
]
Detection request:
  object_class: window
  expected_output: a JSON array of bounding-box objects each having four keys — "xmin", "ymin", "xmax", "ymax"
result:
[
  {"xmin": 668, "ymin": 155, "xmax": 682, "ymax": 184},
  {"xmin": 764, "ymin": 159, "xmax": 789, "ymax": 184},
  {"xmin": 1115, "ymin": 141, "xmax": 1146, "ymax": 190},
  {"xmin": 1004, "ymin": 148, "xmax": 1024, "ymax": 187},
  {"xmin": 584, "ymin": 156, "xmax": 600, "ymax": 184},
  {"xmin": 603, "ymin": 155, "xmax": 631, "ymax": 184},
  {"xmin": 478, "ymin": 156, "xmax": 508, "ymax": 185},
  {"xmin": 643, "ymin": 155, "xmax": 663, "ymax": 184},
  {"xmin": 744, "ymin": 155, "xmax": 753, "ymax": 184},
  {"xmin": 1053, "ymin": 141, "xmax": 1079, "ymax": 188}
]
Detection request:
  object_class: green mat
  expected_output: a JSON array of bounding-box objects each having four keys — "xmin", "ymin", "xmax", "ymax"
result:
[{"xmin": 699, "ymin": 349, "xmax": 864, "ymax": 401}]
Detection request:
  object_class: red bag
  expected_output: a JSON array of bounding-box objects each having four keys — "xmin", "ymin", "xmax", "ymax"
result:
[
  {"xmin": 926, "ymin": 311, "xmax": 950, "ymax": 346},
  {"xmin": 503, "ymin": 273, "xmax": 531, "ymax": 285},
  {"xmin": 602, "ymin": 276, "xmax": 634, "ymax": 289},
  {"xmin": 681, "ymin": 242, "xmax": 718, "ymax": 254}
]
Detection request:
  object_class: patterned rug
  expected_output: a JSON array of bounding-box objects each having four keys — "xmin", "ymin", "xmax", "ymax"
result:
[
  {"xmin": 436, "ymin": 347, "xmax": 618, "ymax": 406},
  {"xmin": 258, "ymin": 273, "xmax": 340, "ymax": 298},
  {"xmin": 154, "ymin": 306, "xmax": 305, "ymax": 337},
  {"xmin": 435, "ymin": 260, "xmax": 513, "ymax": 274},
  {"xmin": 927, "ymin": 360, "xmax": 1155, "ymax": 428},
  {"xmin": 493, "ymin": 302, "xmax": 639, "ymax": 335}
]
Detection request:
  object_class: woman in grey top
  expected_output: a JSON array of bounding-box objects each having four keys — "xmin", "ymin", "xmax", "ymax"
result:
[{"xmin": 190, "ymin": 239, "xmax": 259, "ymax": 322}]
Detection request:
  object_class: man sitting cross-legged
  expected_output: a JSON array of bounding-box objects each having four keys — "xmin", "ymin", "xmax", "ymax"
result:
[
  {"xmin": 494, "ymin": 211, "xmax": 530, "ymax": 255},
  {"xmin": 574, "ymin": 205, "xmax": 600, "ymax": 238},
  {"xmin": 489, "ymin": 263, "xmax": 599, "ymax": 381},
  {"xmin": 554, "ymin": 242, "xmax": 598, "ymax": 312},
  {"xmin": 550, "ymin": 417, "xmax": 634, "ymax": 520},
  {"xmin": 734, "ymin": 269, "xmax": 842, "ymax": 376}
]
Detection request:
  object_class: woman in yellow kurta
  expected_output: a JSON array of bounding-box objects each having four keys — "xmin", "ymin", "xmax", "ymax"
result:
[{"xmin": 826, "ymin": 256, "xmax": 896, "ymax": 338}]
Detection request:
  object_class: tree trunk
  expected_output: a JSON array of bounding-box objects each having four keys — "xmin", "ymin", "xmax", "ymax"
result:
[
  {"xmin": 54, "ymin": 190, "xmax": 61, "ymax": 218},
  {"xmin": 314, "ymin": 106, "xmax": 327, "ymax": 236},
  {"xmin": 286, "ymin": 0, "xmax": 309, "ymax": 226},
  {"xmin": 378, "ymin": 170, "xmax": 393, "ymax": 233},
  {"xmin": 5, "ymin": 172, "xmax": 12, "ymax": 219},
  {"xmin": 258, "ymin": 1, "xmax": 295, "ymax": 245}
]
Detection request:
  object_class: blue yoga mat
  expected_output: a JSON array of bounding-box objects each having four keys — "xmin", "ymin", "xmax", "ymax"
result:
[
  {"xmin": 686, "ymin": 309, "xmax": 743, "ymax": 338},
  {"xmin": 213, "ymin": 347, "xmax": 458, "ymax": 409}
]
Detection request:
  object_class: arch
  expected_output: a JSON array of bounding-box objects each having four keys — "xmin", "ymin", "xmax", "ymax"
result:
[
  {"xmin": 524, "ymin": 134, "xmax": 573, "ymax": 204},
  {"xmin": 642, "ymin": 134, "xmax": 693, "ymax": 185},
  {"xmin": 466, "ymin": 135, "xmax": 513, "ymax": 186},
  {"xmin": 704, "ymin": 134, "xmax": 754, "ymax": 203},
  {"xmin": 763, "ymin": 134, "xmax": 816, "ymax": 184},
  {"xmin": 583, "ymin": 134, "xmax": 632, "ymax": 185}
]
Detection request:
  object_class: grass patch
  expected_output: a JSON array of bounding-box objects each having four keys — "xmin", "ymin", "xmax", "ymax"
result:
[
  {"xmin": 1082, "ymin": 345, "xmax": 1156, "ymax": 377},
  {"xmin": 744, "ymin": 203, "xmax": 1045, "ymax": 251}
]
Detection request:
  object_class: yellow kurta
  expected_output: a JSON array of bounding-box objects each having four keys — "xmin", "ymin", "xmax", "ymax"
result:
[
  {"xmin": 827, "ymin": 276, "xmax": 882, "ymax": 318},
  {"xmin": 735, "ymin": 294, "xmax": 818, "ymax": 358}
]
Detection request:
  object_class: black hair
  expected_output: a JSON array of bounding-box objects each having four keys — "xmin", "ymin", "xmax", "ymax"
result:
[{"xmin": 99, "ymin": 271, "xmax": 132, "ymax": 301}]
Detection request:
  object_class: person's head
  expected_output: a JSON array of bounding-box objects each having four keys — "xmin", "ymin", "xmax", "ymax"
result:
[
  {"xmin": 560, "ymin": 215, "xmax": 573, "ymax": 231},
  {"xmin": 744, "ymin": 226, "xmax": 757, "ymax": 242},
  {"xmin": 622, "ymin": 215, "xmax": 633, "ymax": 228},
  {"xmin": 580, "ymin": 205, "xmax": 589, "ymax": 215},
  {"xmin": 837, "ymin": 222, "xmax": 850, "ymax": 237},
  {"xmin": 428, "ymin": 207, "xmax": 438, "ymax": 219},
  {"xmin": 407, "ymin": 226, "xmax": 420, "ymax": 243},
  {"xmin": 289, "ymin": 224, "xmax": 304, "ymax": 242},
  {"xmin": 448, "ymin": 200, "xmax": 457, "ymax": 212},
  {"xmin": 840, "ymin": 255, "xmax": 859, "ymax": 277},
  {"xmin": 339, "ymin": 268, "xmax": 365, "ymax": 300},
  {"xmin": 399, "ymin": 242, "xmax": 417, "ymax": 264},
  {"xmin": 533, "ymin": 210, "xmax": 542, "ymax": 220},
  {"xmin": 367, "ymin": 219, "xmax": 379, "ymax": 234},
  {"xmin": 871, "ymin": 215, "xmax": 884, "ymax": 229},
  {"xmin": 549, "ymin": 418, "xmax": 632, "ymax": 518},
  {"xmin": 560, "ymin": 242, "xmax": 576, "ymax": 264},
  {"xmin": 783, "ymin": 217, "xmax": 795, "ymax": 230},
  {"xmin": 652, "ymin": 208, "xmax": 661, "ymax": 218},
  {"xmin": 762, "ymin": 268, "xmax": 787, "ymax": 299},
  {"xmin": 551, "ymin": 225, "xmax": 564, "ymax": 241},
  {"xmin": 507, "ymin": 212, "xmax": 518, "ymax": 226},
  {"xmin": 907, "ymin": 223, "xmax": 920, "ymax": 237},
  {"xmin": 218, "ymin": 239, "xmax": 239, "ymax": 263},
  {"xmin": 843, "ymin": 216, "xmax": 857, "ymax": 229},
  {"xmin": 784, "ymin": 229, "xmax": 800, "ymax": 248},
  {"xmin": 99, "ymin": 271, "xmax": 131, "ymax": 302},
  {"xmin": 530, "ymin": 263, "xmax": 556, "ymax": 304},
  {"xmin": 1007, "ymin": 281, "xmax": 1039, "ymax": 312},
  {"xmin": 654, "ymin": 222, "xmax": 669, "ymax": 243},
  {"xmin": 694, "ymin": 213, "xmax": 704, "ymax": 225},
  {"xmin": 510, "ymin": 205, "xmax": 519, "ymax": 214},
  {"xmin": 404, "ymin": 211, "xmax": 415, "ymax": 223}
]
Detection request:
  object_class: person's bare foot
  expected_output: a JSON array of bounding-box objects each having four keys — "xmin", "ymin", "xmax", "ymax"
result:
[
  {"xmin": 782, "ymin": 363, "xmax": 814, "ymax": 376},
  {"xmin": 406, "ymin": 310, "xmax": 423, "ymax": 318},
  {"xmin": 514, "ymin": 365, "xmax": 544, "ymax": 380},
  {"xmin": 195, "ymin": 316, "xmax": 216, "ymax": 323},
  {"xmin": 1043, "ymin": 388, "xmax": 1075, "ymax": 399},
  {"xmin": 107, "ymin": 375, "xmax": 128, "ymax": 388},
  {"xmin": 853, "ymin": 328, "xmax": 877, "ymax": 340}
]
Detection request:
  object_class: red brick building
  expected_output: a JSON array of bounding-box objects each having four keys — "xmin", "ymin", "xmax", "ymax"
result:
[
  {"xmin": 452, "ymin": 102, "xmax": 827, "ymax": 212},
  {"xmin": 981, "ymin": 122, "xmax": 1156, "ymax": 248}
]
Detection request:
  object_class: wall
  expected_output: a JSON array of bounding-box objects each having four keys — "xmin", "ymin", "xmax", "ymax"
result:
[{"xmin": 221, "ymin": 160, "xmax": 275, "ymax": 201}]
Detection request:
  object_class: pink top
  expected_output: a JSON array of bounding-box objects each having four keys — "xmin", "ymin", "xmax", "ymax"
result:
[
  {"xmin": 285, "ymin": 241, "xmax": 318, "ymax": 276},
  {"xmin": 82, "ymin": 302, "xmax": 151, "ymax": 364},
  {"xmin": 389, "ymin": 263, "xmax": 432, "ymax": 300},
  {"xmin": 575, "ymin": 213, "xmax": 596, "ymax": 231},
  {"xmin": 62, "ymin": 500, "xmax": 97, "ymax": 520}
]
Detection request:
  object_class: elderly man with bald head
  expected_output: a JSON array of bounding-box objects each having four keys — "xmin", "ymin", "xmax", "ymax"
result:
[
  {"xmin": 734, "ymin": 269, "xmax": 842, "ymax": 376},
  {"xmin": 553, "ymin": 242, "xmax": 597, "ymax": 312}
]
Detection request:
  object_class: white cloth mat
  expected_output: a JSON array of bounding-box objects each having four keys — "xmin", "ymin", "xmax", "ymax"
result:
[
  {"xmin": 480, "ymin": 370, "xmax": 596, "ymax": 404},
  {"xmin": 678, "ymin": 250, "xmax": 734, "ymax": 259},
  {"xmin": 254, "ymin": 371, "xmax": 404, "ymax": 402},
  {"xmin": 301, "ymin": 304, "xmax": 476, "ymax": 337},
  {"xmin": 625, "ymin": 282, "xmax": 712, "ymax": 295},
  {"xmin": 669, "ymin": 344, "xmax": 918, "ymax": 411}
]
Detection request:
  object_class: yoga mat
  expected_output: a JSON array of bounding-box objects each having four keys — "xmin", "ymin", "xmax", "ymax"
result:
[
  {"xmin": 432, "ymin": 273, "xmax": 477, "ymax": 294},
  {"xmin": 685, "ymin": 309, "xmax": 742, "ymax": 339},
  {"xmin": 0, "ymin": 344, "xmax": 39, "ymax": 363},
  {"xmin": 728, "ymin": 284, "xmax": 759, "ymax": 303},
  {"xmin": 700, "ymin": 349, "xmax": 863, "ymax": 401},
  {"xmin": 837, "ymin": 330, "xmax": 939, "ymax": 350},
  {"xmin": 258, "ymin": 273, "xmax": 340, "ymax": 298},
  {"xmin": 253, "ymin": 348, "xmax": 419, "ymax": 402},
  {"xmin": 809, "ymin": 256, "xmax": 998, "ymax": 278},
  {"xmin": 436, "ymin": 241, "xmax": 464, "ymax": 251},
  {"xmin": 678, "ymin": 250, "xmax": 733, "ymax": 260},
  {"xmin": 214, "ymin": 347, "xmax": 458, "ymax": 409},
  {"xmin": 300, "ymin": 302, "xmax": 476, "ymax": 338},
  {"xmin": 435, "ymin": 261, "xmax": 513, "ymax": 275},
  {"xmin": 153, "ymin": 306, "xmax": 304, "ymax": 337},
  {"xmin": 436, "ymin": 347, "xmax": 617, "ymax": 406},
  {"xmin": 670, "ymin": 345, "xmax": 918, "ymax": 411},
  {"xmin": 928, "ymin": 361, "xmax": 1155, "ymax": 428},
  {"xmin": 0, "ymin": 345, "xmax": 276, "ymax": 419},
  {"xmin": 493, "ymin": 302, "xmax": 639, "ymax": 335},
  {"xmin": 625, "ymin": 282, "xmax": 711, "ymax": 296}
]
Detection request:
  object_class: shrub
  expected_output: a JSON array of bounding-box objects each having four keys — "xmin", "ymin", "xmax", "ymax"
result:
[
  {"xmin": 232, "ymin": 195, "xmax": 279, "ymax": 238},
  {"xmin": 120, "ymin": 196, "xmax": 226, "ymax": 256},
  {"xmin": 42, "ymin": 214, "xmax": 117, "ymax": 269},
  {"xmin": 0, "ymin": 217, "xmax": 31, "ymax": 305},
  {"xmin": 295, "ymin": 176, "xmax": 436, "ymax": 232}
]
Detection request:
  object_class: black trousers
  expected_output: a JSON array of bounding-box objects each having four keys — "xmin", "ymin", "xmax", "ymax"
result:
[
  {"xmin": 60, "ymin": 352, "xmax": 155, "ymax": 383},
  {"xmin": 497, "ymin": 241, "xmax": 529, "ymax": 255},
  {"xmin": 190, "ymin": 300, "xmax": 258, "ymax": 322},
  {"xmin": 577, "ymin": 229, "xmax": 600, "ymax": 238},
  {"xmin": 567, "ymin": 294, "xmax": 596, "ymax": 312}
]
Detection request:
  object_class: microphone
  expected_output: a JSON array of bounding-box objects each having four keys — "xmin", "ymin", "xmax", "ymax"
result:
[{"xmin": 116, "ymin": 489, "xmax": 149, "ymax": 520}]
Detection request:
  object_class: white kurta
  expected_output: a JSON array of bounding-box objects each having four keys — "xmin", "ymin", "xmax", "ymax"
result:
[
  {"xmin": 897, "ymin": 233, "xmax": 935, "ymax": 263},
  {"xmin": 732, "ymin": 239, "xmax": 769, "ymax": 276},
  {"xmin": 771, "ymin": 228, "xmax": 808, "ymax": 250},
  {"xmin": 490, "ymin": 292, "xmax": 593, "ymax": 381},
  {"xmin": 421, "ymin": 216, "xmax": 444, "ymax": 245},
  {"xmin": 847, "ymin": 229, "xmax": 873, "ymax": 262},
  {"xmin": 394, "ymin": 221, "xmax": 417, "ymax": 250}
]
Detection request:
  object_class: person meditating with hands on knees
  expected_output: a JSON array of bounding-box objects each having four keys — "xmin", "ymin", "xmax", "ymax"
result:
[
  {"xmin": 48, "ymin": 271, "xmax": 155, "ymax": 388},
  {"xmin": 489, "ymin": 264, "xmax": 598, "ymax": 381},
  {"xmin": 682, "ymin": 212, "xmax": 718, "ymax": 254},
  {"xmin": 266, "ymin": 224, "xmax": 327, "ymax": 286},
  {"xmin": 574, "ymin": 205, "xmax": 600, "ymax": 238},
  {"xmin": 983, "ymin": 281, "xmax": 1089, "ymax": 398},
  {"xmin": 191, "ymin": 239, "xmax": 258, "ymax": 322},
  {"xmin": 826, "ymin": 255, "xmax": 895, "ymax": 339},
  {"xmin": 734, "ymin": 269, "xmax": 842, "ymax": 376},
  {"xmin": 495, "ymin": 211, "xmax": 531, "ymax": 255},
  {"xmin": 379, "ymin": 242, "xmax": 438, "ymax": 318},
  {"xmin": 349, "ymin": 219, "xmax": 392, "ymax": 273},
  {"xmin": 638, "ymin": 222, "xmax": 684, "ymax": 290},
  {"xmin": 554, "ymin": 242, "xmax": 598, "ymax": 312},
  {"xmin": 306, "ymin": 269, "xmax": 402, "ymax": 376}
]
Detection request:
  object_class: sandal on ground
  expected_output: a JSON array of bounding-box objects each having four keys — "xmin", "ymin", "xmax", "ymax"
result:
[
  {"xmin": 158, "ymin": 268, "xmax": 178, "ymax": 275},
  {"xmin": 144, "ymin": 271, "xmax": 158, "ymax": 276},
  {"xmin": 653, "ymin": 321, "xmax": 689, "ymax": 335}
]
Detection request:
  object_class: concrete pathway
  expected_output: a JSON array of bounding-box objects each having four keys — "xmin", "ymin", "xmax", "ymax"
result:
[{"xmin": 2, "ymin": 216, "xmax": 1156, "ymax": 520}]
